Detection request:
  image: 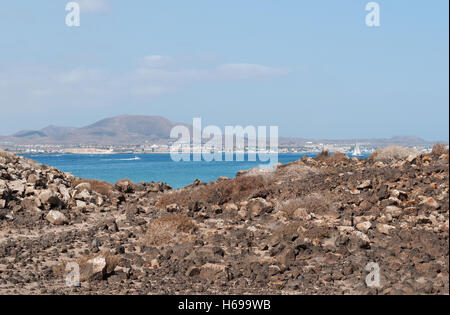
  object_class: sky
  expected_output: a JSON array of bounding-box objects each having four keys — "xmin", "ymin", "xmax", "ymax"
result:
[{"xmin": 0, "ymin": 0, "xmax": 448, "ymax": 141}]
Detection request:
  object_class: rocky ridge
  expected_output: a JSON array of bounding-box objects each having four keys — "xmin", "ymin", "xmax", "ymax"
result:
[{"xmin": 0, "ymin": 145, "xmax": 448, "ymax": 295}]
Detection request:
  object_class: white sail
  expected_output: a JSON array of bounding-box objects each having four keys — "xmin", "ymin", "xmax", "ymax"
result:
[{"xmin": 352, "ymin": 143, "xmax": 362, "ymax": 156}]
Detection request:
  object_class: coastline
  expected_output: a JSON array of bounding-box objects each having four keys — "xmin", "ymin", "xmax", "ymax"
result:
[{"xmin": 1, "ymin": 145, "xmax": 448, "ymax": 294}]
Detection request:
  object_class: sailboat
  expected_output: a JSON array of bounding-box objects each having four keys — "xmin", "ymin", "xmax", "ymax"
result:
[{"xmin": 352, "ymin": 143, "xmax": 363, "ymax": 157}]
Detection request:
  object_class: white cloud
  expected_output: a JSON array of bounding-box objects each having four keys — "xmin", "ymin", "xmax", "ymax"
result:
[{"xmin": 0, "ymin": 56, "xmax": 290, "ymax": 112}]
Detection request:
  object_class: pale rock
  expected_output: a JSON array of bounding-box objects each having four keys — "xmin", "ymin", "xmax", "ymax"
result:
[
  {"xmin": 150, "ymin": 259, "xmax": 160, "ymax": 269},
  {"xmin": 356, "ymin": 221, "xmax": 372, "ymax": 232},
  {"xmin": 80, "ymin": 256, "xmax": 107, "ymax": 281},
  {"xmin": 352, "ymin": 230, "xmax": 370, "ymax": 243},
  {"xmin": 420, "ymin": 197, "xmax": 440, "ymax": 209},
  {"xmin": 386, "ymin": 206, "xmax": 402, "ymax": 218},
  {"xmin": 338, "ymin": 226, "xmax": 355, "ymax": 233},
  {"xmin": 58, "ymin": 185, "xmax": 71, "ymax": 202},
  {"xmin": 224, "ymin": 203, "xmax": 238, "ymax": 212},
  {"xmin": 95, "ymin": 195, "xmax": 104, "ymax": 207},
  {"xmin": 354, "ymin": 215, "xmax": 375, "ymax": 224},
  {"xmin": 388, "ymin": 197, "xmax": 402, "ymax": 206},
  {"xmin": 76, "ymin": 200, "xmax": 87, "ymax": 209},
  {"xmin": 7, "ymin": 180, "xmax": 25, "ymax": 195},
  {"xmin": 357, "ymin": 180, "xmax": 372, "ymax": 190},
  {"xmin": 46, "ymin": 210, "xmax": 68, "ymax": 225},
  {"xmin": 406, "ymin": 154, "xmax": 418, "ymax": 163},
  {"xmin": 39, "ymin": 190, "xmax": 61, "ymax": 207},
  {"xmin": 237, "ymin": 209, "xmax": 247, "ymax": 219},
  {"xmin": 391, "ymin": 189, "xmax": 408, "ymax": 200},
  {"xmin": 75, "ymin": 189, "xmax": 91, "ymax": 201},
  {"xmin": 75, "ymin": 182, "xmax": 92, "ymax": 192},
  {"xmin": 25, "ymin": 187, "xmax": 35, "ymax": 195},
  {"xmin": 377, "ymin": 224, "xmax": 395, "ymax": 235}
]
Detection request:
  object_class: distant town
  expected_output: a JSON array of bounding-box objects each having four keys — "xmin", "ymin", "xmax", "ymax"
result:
[
  {"xmin": 0, "ymin": 115, "xmax": 446, "ymax": 156},
  {"xmin": 0, "ymin": 142, "xmax": 438, "ymax": 156}
]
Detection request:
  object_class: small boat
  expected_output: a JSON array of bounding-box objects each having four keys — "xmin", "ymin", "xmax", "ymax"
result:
[{"xmin": 351, "ymin": 143, "xmax": 363, "ymax": 156}]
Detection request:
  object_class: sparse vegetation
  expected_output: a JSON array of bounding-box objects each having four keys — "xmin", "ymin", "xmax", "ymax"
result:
[
  {"xmin": 145, "ymin": 214, "xmax": 197, "ymax": 246},
  {"xmin": 156, "ymin": 175, "xmax": 271, "ymax": 208},
  {"xmin": 328, "ymin": 152, "xmax": 350, "ymax": 164},
  {"xmin": 315, "ymin": 150, "xmax": 330, "ymax": 160},
  {"xmin": 431, "ymin": 143, "xmax": 449, "ymax": 156},
  {"xmin": 279, "ymin": 193, "xmax": 330, "ymax": 219},
  {"xmin": 274, "ymin": 162, "xmax": 319, "ymax": 181},
  {"xmin": 278, "ymin": 198, "xmax": 304, "ymax": 219},
  {"xmin": 2, "ymin": 145, "xmax": 449, "ymax": 294},
  {"xmin": 71, "ymin": 179, "xmax": 115, "ymax": 197},
  {"xmin": 369, "ymin": 145, "xmax": 417, "ymax": 162}
]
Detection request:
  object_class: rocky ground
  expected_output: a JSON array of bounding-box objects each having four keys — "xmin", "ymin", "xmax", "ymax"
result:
[{"xmin": 0, "ymin": 145, "xmax": 448, "ymax": 295}]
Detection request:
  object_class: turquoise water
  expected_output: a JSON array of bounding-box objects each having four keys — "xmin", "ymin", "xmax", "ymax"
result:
[
  {"xmin": 21, "ymin": 153, "xmax": 311, "ymax": 189},
  {"xmin": 21, "ymin": 153, "xmax": 368, "ymax": 189}
]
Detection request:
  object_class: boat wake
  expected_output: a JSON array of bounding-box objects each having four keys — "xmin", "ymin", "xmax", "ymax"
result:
[{"xmin": 118, "ymin": 156, "xmax": 141, "ymax": 161}]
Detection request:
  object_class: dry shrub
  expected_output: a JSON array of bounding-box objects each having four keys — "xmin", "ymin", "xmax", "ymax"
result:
[
  {"xmin": 369, "ymin": 146, "xmax": 417, "ymax": 162},
  {"xmin": 272, "ymin": 222, "xmax": 303, "ymax": 241},
  {"xmin": 431, "ymin": 143, "xmax": 449, "ymax": 156},
  {"xmin": 279, "ymin": 193, "xmax": 330, "ymax": 219},
  {"xmin": 0, "ymin": 148, "xmax": 13, "ymax": 159},
  {"xmin": 274, "ymin": 162, "xmax": 319, "ymax": 181},
  {"xmin": 278, "ymin": 198, "xmax": 304, "ymax": 219},
  {"xmin": 145, "ymin": 214, "xmax": 197, "ymax": 246},
  {"xmin": 315, "ymin": 150, "xmax": 330, "ymax": 160},
  {"xmin": 328, "ymin": 152, "xmax": 350, "ymax": 164},
  {"xmin": 298, "ymin": 193, "xmax": 330, "ymax": 213},
  {"xmin": 156, "ymin": 175, "xmax": 270, "ymax": 208},
  {"xmin": 72, "ymin": 179, "xmax": 115, "ymax": 197}
]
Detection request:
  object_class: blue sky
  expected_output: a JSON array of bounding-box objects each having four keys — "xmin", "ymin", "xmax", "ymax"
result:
[{"xmin": 0, "ymin": 0, "xmax": 448, "ymax": 140}]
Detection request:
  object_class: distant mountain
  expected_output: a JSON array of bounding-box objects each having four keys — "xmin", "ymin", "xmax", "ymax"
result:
[
  {"xmin": 39, "ymin": 125, "xmax": 77, "ymax": 139},
  {"xmin": 0, "ymin": 115, "xmax": 445, "ymax": 147},
  {"xmin": 1, "ymin": 115, "xmax": 192, "ymax": 145}
]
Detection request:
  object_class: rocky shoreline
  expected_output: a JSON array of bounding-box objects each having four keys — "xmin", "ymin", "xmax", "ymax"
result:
[{"xmin": 0, "ymin": 145, "xmax": 448, "ymax": 295}]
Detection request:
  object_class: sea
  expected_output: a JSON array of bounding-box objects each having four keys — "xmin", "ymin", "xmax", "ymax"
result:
[{"xmin": 20, "ymin": 153, "xmax": 369, "ymax": 189}]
